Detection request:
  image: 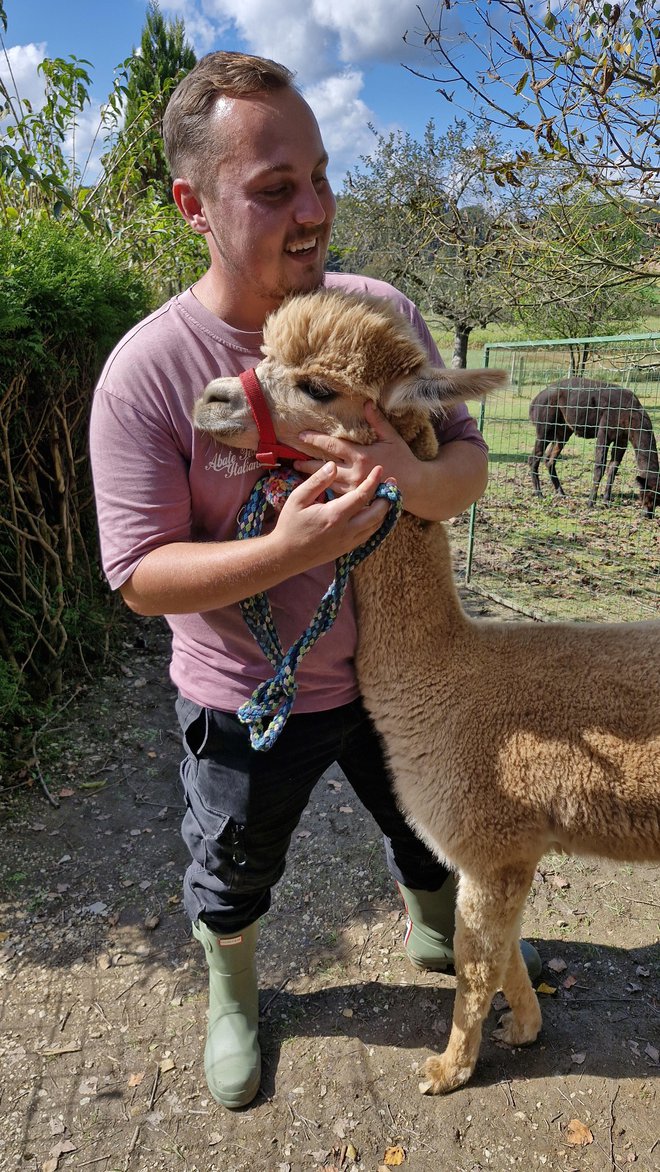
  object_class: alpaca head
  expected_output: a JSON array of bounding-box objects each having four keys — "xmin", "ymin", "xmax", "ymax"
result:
[{"xmin": 194, "ymin": 288, "xmax": 507, "ymax": 456}]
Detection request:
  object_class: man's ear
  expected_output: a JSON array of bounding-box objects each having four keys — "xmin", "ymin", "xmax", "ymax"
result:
[{"xmin": 172, "ymin": 179, "xmax": 210, "ymax": 234}]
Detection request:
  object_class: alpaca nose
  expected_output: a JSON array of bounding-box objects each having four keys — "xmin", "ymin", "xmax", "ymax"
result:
[{"xmin": 202, "ymin": 380, "xmax": 232, "ymax": 405}]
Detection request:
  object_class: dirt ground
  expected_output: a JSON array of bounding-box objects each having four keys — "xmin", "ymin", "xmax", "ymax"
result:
[{"xmin": 1, "ymin": 590, "xmax": 658, "ymax": 1172}]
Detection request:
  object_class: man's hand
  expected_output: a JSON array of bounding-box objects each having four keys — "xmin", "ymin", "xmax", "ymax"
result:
[
  {"xmin": 294, "ymin": 401, "xmax": 419, "ymax": 502},
  {"xmin": 271, "ymin": 459, "xmax": 391, "ymax": 571}
]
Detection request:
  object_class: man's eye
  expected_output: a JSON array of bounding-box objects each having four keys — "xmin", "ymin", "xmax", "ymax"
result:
[
  {"xmin": 262, "ymin": 186, "xmax": 288, "ymax": 198},
  {"xmin": 298, "ymin": 380, "xmax": 336, "ymax": 401}
]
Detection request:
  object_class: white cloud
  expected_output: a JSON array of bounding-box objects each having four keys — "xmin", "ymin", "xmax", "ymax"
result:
[
  {"xmin": 313, "ymin": 0, "xmax": 428, "ymax": 65},
  {"xmin": 302, "ymin": 71, "xmax": 376, "ymax": 185},
  {"xmin": 197, "ymin": 0, "xmax": 336, "ymax": 81},
  {"xmin": 0, "ymin": 41, "xmax": 107, "ymax": 183},
  {"xmin": 0, "ymin": 41, "xmax": 47, "ymax": 110}
]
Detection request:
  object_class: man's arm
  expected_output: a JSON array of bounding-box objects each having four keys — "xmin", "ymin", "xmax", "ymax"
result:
[
  {"xmin": 120, "ymin": 460, "xmax": 389, "ymax": 616},
  {"xmin": 294, "ymin": 402, "xmax": 488, "ymax": 523}
]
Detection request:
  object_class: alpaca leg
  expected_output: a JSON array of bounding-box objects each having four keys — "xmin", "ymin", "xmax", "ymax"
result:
[
  {"xmin": 420, "ymin": 868, "xmax": 533, "ymax": 1096},
  {"xmin": 492, "ymin": 937, "xmax": 542, "ymax": 1046}
]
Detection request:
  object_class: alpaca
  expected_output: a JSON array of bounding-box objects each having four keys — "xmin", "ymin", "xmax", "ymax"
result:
[
  {"xmin": 529, "ymin": 377, "xmax": 660, "ymax": 518},
  {"xmin": 194, "ymin": 288, "xmax": 660, "ymax": 1096}
]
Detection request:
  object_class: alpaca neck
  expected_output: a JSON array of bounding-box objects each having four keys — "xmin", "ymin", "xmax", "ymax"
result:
[{"xmin": 353, "ymin": 514, "xmax": 468, "ymax": 676}]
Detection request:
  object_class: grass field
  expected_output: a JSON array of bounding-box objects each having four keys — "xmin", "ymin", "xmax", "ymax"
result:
[{"xmin": 443, "ymin": 336, "xmax": 660, "ymax": 622}]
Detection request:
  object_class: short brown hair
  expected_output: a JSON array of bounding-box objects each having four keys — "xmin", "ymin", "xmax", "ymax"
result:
[{"xmin": 163, "ymin": 51, "xmax": 296, "ymax": 191}]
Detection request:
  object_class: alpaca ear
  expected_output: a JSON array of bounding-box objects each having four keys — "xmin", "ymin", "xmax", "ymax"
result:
[{"xmin": 381, "ymin": 366, "xmax": 508, "ymax": 416}]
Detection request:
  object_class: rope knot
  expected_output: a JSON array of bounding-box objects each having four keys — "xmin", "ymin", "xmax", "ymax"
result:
[{"xmin": 236, "ymin": 470, "xmax": 402, "ymax": 749}]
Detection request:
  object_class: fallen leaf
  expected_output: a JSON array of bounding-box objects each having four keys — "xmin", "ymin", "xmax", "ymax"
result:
[
  {"xmin": 296, "ymin": 830, "xmax": 312, "ymax": 839},
  {"xmin": 383, "ymin": 1147, "xmax": 406, "ymax": 1167},
  {"xmin": 58, "ymin": 788, "xmax": 74, "ymax": 798},
  {"xmin": 159, "ymin": 1056, "xmax": 176, "ymax": 1073},
  {"xmin": 552, "ymin": 874, "xmax": 570, "ymax": 889},
  {"xmin": 547, "ymin": 957, "xmax": 567, "ymax": 973},
  {"xmin": 536, "ymin": 982, "xmax": 557, "ymax": 995},
  {"xmin": 128, "ymin": 1071, "xmax": 145, "ymax": 1087},
  {"xmin": 563, "ymin": 974, "xmax": 577, "ymax": 989},
  {"xmin": 48, "ymin": 1118, "xmax": 66, "ymax": 1136},
  {"xmin": 30, "ymin": 823, "xmax": 47, "ymax": 832},
  {"xmin": 345, "ymin": 1143, "xmax": 358, "ymax": 1161},
  {"xmin": 635, "ymin": 966, "xmax": 650, "ymax": 978},
  {"xmin": 41, "ymin": 1160, "xmax": 58, "ymax": 1172},
  {"xmin": 339, "ymin": 805, "xmax": 354, "ymax": 814},
  {"xmin": 97, "ymin": 953, "xmax": 111, "ymax": 970},
  {"xmin": 566, "ymin": 1118, "xmax": 594, "ymax": 1146},
  {"xmin": 644, "ymin": 1043, "xmax": 659, "ymax": 1064},
  {"xmin": 208, "ymin": 1132, "xmax": 222, "ymax": 1146},
  {"xmin": 0, "ymin": 931, "xmax": 9, "ymax": 943},
  {"xmin": 571, "ymin": 1051, "xmax": 586, "ymax": 1065},
  {"xmin": 143, "ymin": 913, "xmax": 160, "ymax": 930},
  {"xmin": 147, "ymin": 750, "xmax": 157, "ymax": 758},
  {"xmin": 341, "ymin": 1008, "xmax": 354, "ymax": 1018}
]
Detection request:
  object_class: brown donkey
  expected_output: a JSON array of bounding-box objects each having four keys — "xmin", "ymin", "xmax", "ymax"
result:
[{"xmin": 529, "ymin": 376, "xmax": 660, "ymax": 517}]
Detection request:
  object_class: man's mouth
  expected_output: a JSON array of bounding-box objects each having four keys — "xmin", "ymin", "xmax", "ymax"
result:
[{"xmin": 285, "ymin": 237, "xmax": 318, "ymax": 255}]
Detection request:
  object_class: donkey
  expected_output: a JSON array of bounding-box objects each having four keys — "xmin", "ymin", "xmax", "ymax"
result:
[{"xmin": 528, "ymin": 377, "xmax": 660, "ymax": 517}]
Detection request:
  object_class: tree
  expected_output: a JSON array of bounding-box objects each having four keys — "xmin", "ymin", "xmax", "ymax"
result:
[
  {"xmin": 408, "ymin": 0, "xmax": 660, "ymax": 273},
  {"xmin": 509, "ymin": 188, "xmax": 653, "ymax": 339},
  {"xmin": 122, "ymin": 0, "xmax": 196, "ymax": 201},
  {"xmin": 335, "ymin": 118, "xmax": 544, "ymax": 365}
]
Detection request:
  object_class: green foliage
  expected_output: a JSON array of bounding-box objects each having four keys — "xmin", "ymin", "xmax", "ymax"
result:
[
  {"xmin": 0, "ymin": 220, "xmax": 151, "ymax": 768},
  {"xmin": 412, "ymin": 1, "xmax": 660, "ymax": 260},
  {"xmin": 122, "ymin": 0, "xmax": 196, "ymax": 201}
]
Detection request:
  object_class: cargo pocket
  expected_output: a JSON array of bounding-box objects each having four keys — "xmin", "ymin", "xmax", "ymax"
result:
[{"xmin": 176, "ymin": 695, "xmax": 247, "ymax": 886}]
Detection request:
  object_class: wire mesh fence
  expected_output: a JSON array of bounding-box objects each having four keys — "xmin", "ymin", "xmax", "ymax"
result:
[{"xmin": 460, "ymin": 332, "xmax": 660, "ymax": 622}]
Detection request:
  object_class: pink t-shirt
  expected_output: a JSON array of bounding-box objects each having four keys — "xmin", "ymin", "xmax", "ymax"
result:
[{"xmin": 90, "ymin": 273, "xmax": 486, "ymax": 713}]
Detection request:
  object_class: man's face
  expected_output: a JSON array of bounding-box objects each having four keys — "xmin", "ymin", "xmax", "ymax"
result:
[{"xmin": 196, "ymin": 87, "xmax": 336, "ymax": 329}]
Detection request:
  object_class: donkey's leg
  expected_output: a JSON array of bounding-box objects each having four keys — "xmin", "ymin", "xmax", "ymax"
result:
[
  {"xmin": 602, "ymin": 441, "xmax": 626, "ymax": 504},
  {"xmin": 589, "ymin": 431, "xmax": 610, "ymax": 503},
  {"xmin": 529, "ymin": 435, "xmax": 546, "ymax": 494},
  {"xmin": 545, "ymin": 441, "xmax": 566, "ymax": 496},
  {"xmin": 420, "ymin": 865, "xmax": 534, "ymax": 1095}
]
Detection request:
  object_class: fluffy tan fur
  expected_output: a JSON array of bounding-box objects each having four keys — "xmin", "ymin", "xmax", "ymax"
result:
[{"xmin": 195, "ymin": 288, "xmax": 660, "ymax": 1096}]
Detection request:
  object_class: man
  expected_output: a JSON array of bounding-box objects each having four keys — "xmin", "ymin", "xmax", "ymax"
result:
[{"xmin": 90, "ymin": 51, "xmax": 539, "ymax": 1110}]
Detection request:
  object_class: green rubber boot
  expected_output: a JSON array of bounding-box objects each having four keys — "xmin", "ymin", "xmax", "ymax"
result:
[
  {"xmin": 193, "ymin": 919, "xmax": 261, "ymax": 1109},
  {"xmin": 398, "ymin": 878, "xmax": 542, "ymax": 981}
]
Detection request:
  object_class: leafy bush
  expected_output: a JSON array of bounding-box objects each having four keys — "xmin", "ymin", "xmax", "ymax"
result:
[{"xmin": 0, "ymin": 220, "xmax": 151, "ymax": 768}]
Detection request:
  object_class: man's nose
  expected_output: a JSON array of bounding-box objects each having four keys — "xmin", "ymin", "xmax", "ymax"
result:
[{"xmin": 293, "ymin": 182, "xmax": 328, "ymax": 225}]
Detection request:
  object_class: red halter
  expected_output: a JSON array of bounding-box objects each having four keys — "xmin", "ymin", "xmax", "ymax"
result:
[{"xmin": 239, "ymin": 368, "xmax": 308, "ymax": 468}]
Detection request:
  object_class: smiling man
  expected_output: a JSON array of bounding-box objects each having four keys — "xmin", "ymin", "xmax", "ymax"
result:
[{"xmin": 89, "ymin": 50, "xmax": 537, "ymax": 1111}]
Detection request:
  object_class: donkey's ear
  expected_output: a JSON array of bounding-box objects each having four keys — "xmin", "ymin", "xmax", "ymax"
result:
[{"xmin": 381, "ymin": 366, "xmax": 508, "ymax": 415}]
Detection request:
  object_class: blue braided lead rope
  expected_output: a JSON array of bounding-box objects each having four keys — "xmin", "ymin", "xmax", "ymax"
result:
[{"xmin": 236, "ymin": 470, "xmax": 402, "ymax": 750}]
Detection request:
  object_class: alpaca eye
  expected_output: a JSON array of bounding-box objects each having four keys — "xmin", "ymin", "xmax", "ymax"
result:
[{"xmin": 298, "ymin": 379, "xmax": 336, "ymax": 401}]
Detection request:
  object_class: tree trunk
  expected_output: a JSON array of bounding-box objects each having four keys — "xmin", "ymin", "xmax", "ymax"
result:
[{"xmin": 451, "ymin": 326, "xmax": 471, "ymax": 369}]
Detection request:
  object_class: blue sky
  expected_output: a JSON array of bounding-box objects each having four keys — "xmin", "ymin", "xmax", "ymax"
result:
[{"xmin": 2, "ymin": 0, "xmax": 472, "ymax": 190}]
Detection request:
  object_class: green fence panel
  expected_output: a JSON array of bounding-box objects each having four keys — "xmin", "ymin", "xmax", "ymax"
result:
[{"xmin": 462, "ymin": 333, "xmax": 660, "ymax": 622}]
